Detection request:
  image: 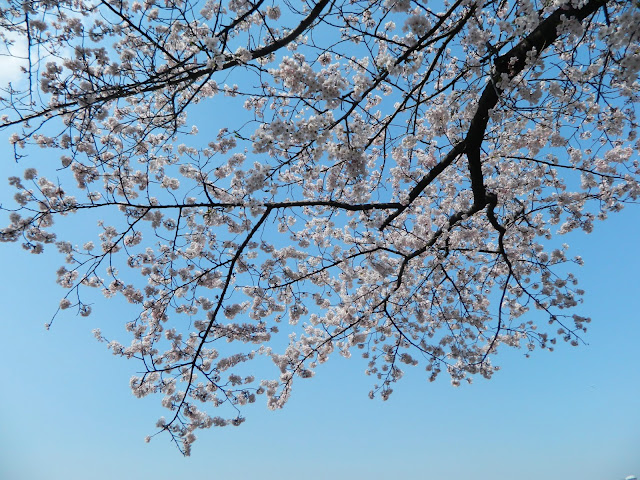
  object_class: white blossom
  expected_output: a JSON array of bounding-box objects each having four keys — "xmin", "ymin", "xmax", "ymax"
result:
[{"xmin": 0, "ymin": 0, "xmax": 637, "ymax": 455}]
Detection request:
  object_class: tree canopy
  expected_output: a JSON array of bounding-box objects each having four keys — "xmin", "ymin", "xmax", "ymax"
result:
[{"xmin": 1, "ymin": 0, "xmax": 638, "ymax": 454}]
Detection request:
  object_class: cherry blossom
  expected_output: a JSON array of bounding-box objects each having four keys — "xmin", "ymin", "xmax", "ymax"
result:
[{"xmin": 1, "ymin": 0, "xmax": 639, "ymax": 455}]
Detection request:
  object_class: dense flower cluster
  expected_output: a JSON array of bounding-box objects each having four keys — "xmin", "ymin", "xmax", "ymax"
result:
[{"xmin": 1, "ymin": 0, "xmax": 639, "ymax": 455}]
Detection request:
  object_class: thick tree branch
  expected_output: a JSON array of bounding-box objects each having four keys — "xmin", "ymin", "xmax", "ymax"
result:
[
  {"xmin": 465, "ymin": 0, "xmax": 608, "ymax": 205},
  {"xmin": 382, "ymin": 0, "xmax": 609, "ymax": 229}
]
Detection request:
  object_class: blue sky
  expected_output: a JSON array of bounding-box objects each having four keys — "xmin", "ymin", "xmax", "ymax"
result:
[
  {"xmin": 0, "ymin": 156, "xmax": 638, "ymax": 478},
  {"xmin": 0, "ymin": 6, "xmax": 639, "ymax": 479}
]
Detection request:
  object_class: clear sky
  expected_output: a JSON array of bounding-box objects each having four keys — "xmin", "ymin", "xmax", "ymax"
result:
[
  {"xmin": 0, "ymin": 148, "xmax": 638, "ymax": 479},
  {"xmin": 0, "ymin": 8, "xmax": 639, "ymax": 480}
]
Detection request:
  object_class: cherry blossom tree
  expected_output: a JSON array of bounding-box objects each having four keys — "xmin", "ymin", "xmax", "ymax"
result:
[{"xmin": 1, "ymin": 0, "xmax": 638, "ymax": 454}]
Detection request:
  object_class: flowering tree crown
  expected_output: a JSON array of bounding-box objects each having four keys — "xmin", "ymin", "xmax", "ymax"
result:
[{"xmin": 1, "ymin": 0, "xmax": 638, "ymax": 454}]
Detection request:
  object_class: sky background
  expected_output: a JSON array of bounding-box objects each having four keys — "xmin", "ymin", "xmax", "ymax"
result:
[
  {"xmin": 0, "ymin": 10, "xmax": 639, "ymax": 480},
  {"xmin": 1, "ymin": 145, "xmax": 638, "ymax": 480}
]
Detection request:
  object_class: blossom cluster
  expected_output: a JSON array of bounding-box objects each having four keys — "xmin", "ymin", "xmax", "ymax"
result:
[{"xmin": 1, "ymin": 0, "xmax": 638, "ymax": 455}]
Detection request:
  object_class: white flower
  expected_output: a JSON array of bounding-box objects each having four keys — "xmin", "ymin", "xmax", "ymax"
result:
[
  {"xmin": 23, "ymin": 168, "xmax": 37, "ymax": 180},
  {"xmin": 235, "ymin": 47, "xmax": 252, "ymax": 64},
  {"xmin": 266, "ymin": 6, "xmax": 280, "ymax": 20}
]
